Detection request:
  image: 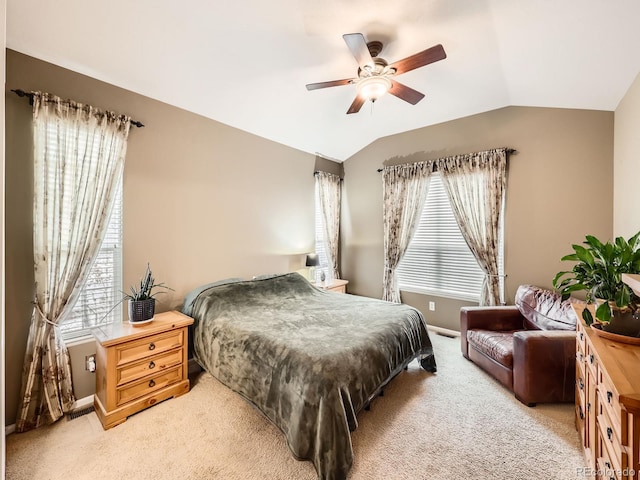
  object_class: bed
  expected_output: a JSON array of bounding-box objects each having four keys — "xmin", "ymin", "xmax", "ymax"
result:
[{"xmin": 184, "ymin": 272, "xmax": 437, "ymax": 480}]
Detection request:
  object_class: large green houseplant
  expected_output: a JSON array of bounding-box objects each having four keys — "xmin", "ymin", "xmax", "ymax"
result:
[
  {"xmin": 124, "ymin": 264, "xmax": 172, "ymax": 324},
  {"xmin": 553, "ymin": 232, "xmax": 640, "ymax": 335}
]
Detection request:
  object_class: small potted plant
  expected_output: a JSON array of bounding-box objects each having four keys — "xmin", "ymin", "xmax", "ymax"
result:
[
  {"xmin": 553, "ymin": 231, "xmax": 640, "ymax": 337},
  {"xmin": 124, "ymin": 264, "xmax": 172, "ymax": 324}
]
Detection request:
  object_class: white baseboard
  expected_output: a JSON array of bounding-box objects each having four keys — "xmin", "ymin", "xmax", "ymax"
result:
[
  {"xmin": 74, "ymin": 395, "xmax": 94, "ymax": 410},
  {"xmin": 5, "ymin": 395, "xmax": 95, "ymax": 436},
  {"xmin": 427, "ymin": 325, "xmax": 461, "ymax": 338}
]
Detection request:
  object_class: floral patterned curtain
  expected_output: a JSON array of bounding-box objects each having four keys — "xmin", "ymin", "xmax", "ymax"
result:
[
  {"xmin": 438, "ymin": 148, "xmax": 507, "ymax": 306},
  {"xmin": 316, "ymin": 172, "xmax": 342, "ymax": 281},
  {"xmin": 382, "ymin": 163, "xmax": 432, "ymax": 303},
  {"xmin": 16, "ymin": 92, "xmax": 131, "ymax": 432}
]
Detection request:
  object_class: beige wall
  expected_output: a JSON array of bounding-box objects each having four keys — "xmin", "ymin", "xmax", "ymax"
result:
[
  {"xmin": 4, "ymin": 50, "xmax": 316, "ymax": 424},
  {"xmin": 341, "ymin": 106, "xmax": 614, "ymax": 331},
  {"xmin": 614, "ymin": 72, "xmax": 640, "ymax": 238},
  {"xmin": 314, "ymin": 155, "xmax": 343, "ymax": 177}
]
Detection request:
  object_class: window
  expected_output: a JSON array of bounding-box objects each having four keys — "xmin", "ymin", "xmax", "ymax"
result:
[
  {"xmin": 314, "ymin": 181, "xmax": 330, "ymax": 282},
  {"xmin": 34, "ymin": 118, "xmax": 125, "ymax": 341},
  {"xmin": 397, "ymin": 173, "xmax": 503, "ymax": 302},
  {"xmin": 58, "ymin": 191, "xmax": 123, "ymax": 340}
]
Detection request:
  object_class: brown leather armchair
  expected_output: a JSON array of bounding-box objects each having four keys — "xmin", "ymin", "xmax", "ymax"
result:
[{"xmin": 460, "ymin": 285, "xmax": 578, "ymax": 407}]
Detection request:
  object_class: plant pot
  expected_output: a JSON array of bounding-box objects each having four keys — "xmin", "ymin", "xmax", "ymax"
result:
[
  {"xmin": 591, "ymin": 323, "xmax": 640, "ymax": 345},
  {"xmin": 593, "ymin": 299, "xmax": 640, "ymax": 337},
  {"xmin": 128, "ymin": 298, "xmax": 155, "ymax": 324}
]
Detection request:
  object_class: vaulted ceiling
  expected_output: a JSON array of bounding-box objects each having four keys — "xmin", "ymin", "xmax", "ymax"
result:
[{"xmin": 7, "ymin": 0, "xmax": 640, "ymax": 161}]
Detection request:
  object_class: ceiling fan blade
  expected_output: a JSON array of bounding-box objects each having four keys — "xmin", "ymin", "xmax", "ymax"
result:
[
  {"xmin": 343, "ymin": 33, "xmax": 374, "ymax": 69},
  {"xmin": 347, "ymin": 95, "xmax": 365, "ymax": 114},
  {"xmin": 306, "ymin": 79, "xmax": 354, "ymax": 91},
  {"xmin": 389, "ymin": 81, "xmax": 425, "ymax": 105},
  {"xmin": 389, "ymin": 44, "xmax": 446, "ymax": 76}
]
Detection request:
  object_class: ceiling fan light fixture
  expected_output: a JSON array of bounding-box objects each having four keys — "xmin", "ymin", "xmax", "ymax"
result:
[{"xmin": 357, "ymin": 76, "xmax": 392, "ymax": 102}]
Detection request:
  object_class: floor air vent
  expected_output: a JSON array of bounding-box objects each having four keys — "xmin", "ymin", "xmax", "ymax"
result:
[{"xmin": 67, "ymin": 406, "xmax": 95, "ymax": 420}]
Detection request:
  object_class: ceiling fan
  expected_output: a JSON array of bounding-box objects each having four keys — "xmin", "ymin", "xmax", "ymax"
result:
[{"xmin": 306, "ymin": 33, "xmax": 446, "ymax": 114}]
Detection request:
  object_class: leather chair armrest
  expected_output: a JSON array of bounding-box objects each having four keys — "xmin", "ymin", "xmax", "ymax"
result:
[
  {"xmin": 512, "ymin": 330, "xmax": 576, "ymax": 406},
  {"xmin": 460, "ymin": 306, "xmax": 525, "ymax": 358}
]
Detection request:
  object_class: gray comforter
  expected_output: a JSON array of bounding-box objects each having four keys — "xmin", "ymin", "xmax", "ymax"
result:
[{"xmin": 188, "ymin": 272, "xmax": 436, "ymax": 480}]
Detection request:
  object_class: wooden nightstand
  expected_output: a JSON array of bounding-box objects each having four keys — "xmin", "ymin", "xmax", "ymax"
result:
[
  {"xmin": 92, "ymin": 310, "xmax": 194, "ymax": 429},
  {"xmin": 315, "ymin": 278, "xmax": 349, "ymax": 294}
]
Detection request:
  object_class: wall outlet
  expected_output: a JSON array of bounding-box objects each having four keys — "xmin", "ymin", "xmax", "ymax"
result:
[
  {"xmin": 428, "ymin": 301, "xmax": 436, "ymax": 311},
  {"xmin": 85, "ymin": 355, "xmax": 96, "ymax": 373}
]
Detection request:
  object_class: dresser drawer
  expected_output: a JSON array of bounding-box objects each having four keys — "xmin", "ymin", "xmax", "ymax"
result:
[
  {"xmin": 116, "ymin": 329, "xmax": 184, "ymax": 367},
  {"xmin": 576, "ymin": 364, "xmax": 587, "ymax": 400},
  {"xmin": 116, "ymin": 365, "xmax": 183, "ymax": 406},
  {"xmin": 117, "ymin": 348, "xmax": 184, "ymax": 386},
  {"xmin": 576, "ymin": 347, "xmax": 586, "ymax": 370},
  {"xmin": 596, "ymin": 455, "xmax": 620, "ymax": 480},
  {"xmin": 598, "ymin": 369, "xmax": 623, "ymax": 431},
  {"xmin": 596, "ymin": 401, "xmax": 626, "ymax": 476},
  {"xmin": 577, "ymin": 327, "xmax": 587, "ymax": 357},
  {"xmin": 576, "ymin": 390, "xmax": 587, "ymax": 448},
  {"xmin": 585, "ymin": 343, "xmax": 599, "ymax": 379}
]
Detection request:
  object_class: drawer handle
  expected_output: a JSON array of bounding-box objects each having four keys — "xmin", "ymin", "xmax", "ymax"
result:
[
  {"xmin": 577, "ymin": 378, "xmax": 584, "ymax": 390},
  {"xmin": 607, "ymin": 391, "xmax": 613, "ymax": 403},
  {"xmin": 607, "ymin": 426, "xmax": 613, "ymax": 441},
  {"xmin": 149, "ymin": 379, "xmax": 156, "ymax": 388},
  {"xmin": 578, "ymin": 405, "xmax": 584, "ymax": 420},
  {"xmin": 579, "ymin": 332, "xmax": 584, "ymax": 341},
  {"xmin": 605, "ymin": 461, "xmax": 611, "ymax": 469},
  {"xmin": 587, "ymin": 402, "xmax": 591, "ymax": 412},
  {"xmin": 589, "ymin": 354, "xmax": 594, "ymax": 364},
  {"xmin": 149, "ymin": 343, "xmax": 156, "ymax": 351},
  {"xmin": 149, "ymin": 361, "xmax": 155, "ymax": 369}
]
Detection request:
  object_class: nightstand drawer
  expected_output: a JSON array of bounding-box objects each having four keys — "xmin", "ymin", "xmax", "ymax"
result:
[
  {"xmin": 116, "ymin": 365, "xmax": 183, "ymax": 406},
  {"xmin": 116, "ymin": 329, "xmax": 184, "ymax": 367},
  {"xmin": 327, "ymin": 284, "xmax": 346, "ymax": 293},
  {"xmin": 117, "ymin": 348, "xmax": 184, "ymax": 386}
]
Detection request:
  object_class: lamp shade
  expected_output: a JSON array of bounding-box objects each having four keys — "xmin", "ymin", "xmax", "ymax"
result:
[{"xmin": 305, "ymin": 253, "xmax": 320, "ymax": 267}]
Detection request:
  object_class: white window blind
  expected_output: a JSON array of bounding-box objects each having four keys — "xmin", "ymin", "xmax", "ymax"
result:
[
  {"xmin": 59, "ymin": 185, "xmax": 123, "ymax": 340},
  {"xmin": 314, "ymin": 181, "xmax": 329, "ymax": 283},
  {"xmin": 397, "ymin": 173, "xmax": 490, "ymax": 302}
]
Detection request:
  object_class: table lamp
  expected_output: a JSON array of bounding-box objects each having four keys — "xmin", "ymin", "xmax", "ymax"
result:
[{"xmin": 305, "ymin": 253, "xmax": 319, "ymax": 282}]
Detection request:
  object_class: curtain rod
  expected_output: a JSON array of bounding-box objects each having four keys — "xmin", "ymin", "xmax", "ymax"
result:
[
  {"xmin": 11, "ymin": 89, "xmax": 145, "ymax": 128},
  {"xmin": 375, "ymin": 148, "xmax": 517, "ymax": 172}
]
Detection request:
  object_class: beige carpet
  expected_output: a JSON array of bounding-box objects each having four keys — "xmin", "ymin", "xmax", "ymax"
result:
[{"xmin": 6, "ymin": 333, "xmax": 585, "ymax": 480}]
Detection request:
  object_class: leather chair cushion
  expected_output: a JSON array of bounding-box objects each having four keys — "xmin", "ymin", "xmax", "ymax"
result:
[
  {"xmin": 466, "ymin": 329, "xmax": 516, "ymax": 368},
  {"xmin": 515, "ymin": 284, "xmax": 579, "ymax": 331}
]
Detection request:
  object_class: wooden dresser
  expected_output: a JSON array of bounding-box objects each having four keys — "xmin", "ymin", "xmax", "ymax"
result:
[
  {"xmin": 92, "ymin": 310, "xmax": 194, "ymax": 429},
  {"xmin": 574, "ymin": 305, "xmax": 640, "ymax": 479}
]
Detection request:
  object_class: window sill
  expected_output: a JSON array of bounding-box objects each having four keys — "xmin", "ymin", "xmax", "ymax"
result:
[
  {"xmin": 399, "ymin": 285, "xmax": 480, "ymax": 303},
  {"xmin": 62, "ymin": 334, "xmax": 97, "ymax": 347}
]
